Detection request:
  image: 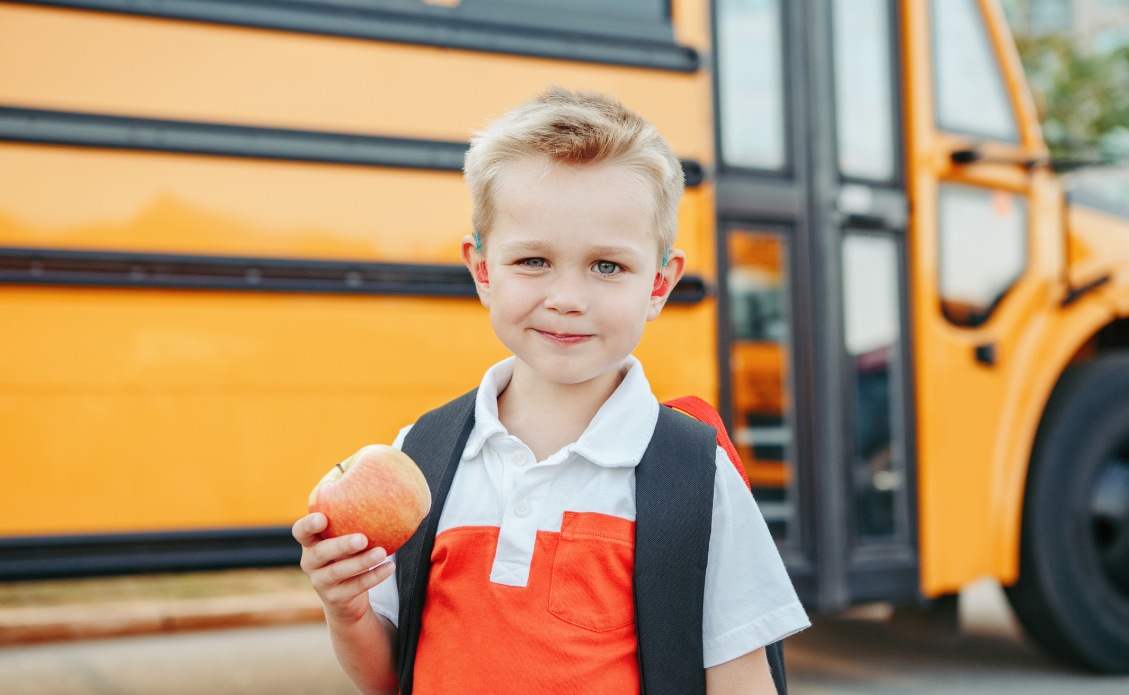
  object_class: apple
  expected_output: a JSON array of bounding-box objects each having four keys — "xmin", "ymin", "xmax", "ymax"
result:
[{"xmin": 308, "ymin": 445, "xmax": 431, "ymax": 555}]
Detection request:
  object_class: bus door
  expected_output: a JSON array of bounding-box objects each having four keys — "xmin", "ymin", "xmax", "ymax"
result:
[
  {"xmin": 906, "ymin": 0, "xmax": 1054, "ymax": 595},
  {"xmin": 713, "ymin": 0, "xmax": 915, "ymax": 611}
]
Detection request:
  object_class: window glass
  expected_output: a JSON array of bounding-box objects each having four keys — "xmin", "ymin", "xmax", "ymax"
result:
[
  {"xmin": 931, "ymin": 0, "xmax": 1019, "ymax": 142},
  {"xmin": 1066, "ymin": 166, "xmax": 1129, "ymax": 219},
  {"xmin": 484, "ymin": 0, "xmax": 668, "ymax": 21},
  {"xmin": 727, "ymin": 230, "xmax": 794, "ymax": 541},
  {"xmin": 832, "ymin": 0, "xmax": 896, "ymax": 181},
  {"xmin": 340, "ymin": 1, "xmax": 676, "ymax": 42},
  {"xmin": 938, "ymin": 184, "xmax": 1028, "ymax": 327},
  {"xmin": 716, "ymin": 0, "xmax": 786, "ymax": 170},
  {"xmin": 842, "ymin": 234, "xmax": 906, "ymax": 541}
]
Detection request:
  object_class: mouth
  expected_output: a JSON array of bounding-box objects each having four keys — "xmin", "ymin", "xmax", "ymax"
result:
[{"xmin": 533, "ymin": 329, "xmax": 594, "ymax": 346}]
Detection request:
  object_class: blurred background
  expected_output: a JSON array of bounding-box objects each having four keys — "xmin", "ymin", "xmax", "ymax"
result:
[{"xmin": 2, "ymin": 0, "xmax": 1129, "ymax": 691}]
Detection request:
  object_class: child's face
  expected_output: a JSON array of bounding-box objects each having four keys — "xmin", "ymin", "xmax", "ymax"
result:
[{"xmin": 462, "ymin": 159, "xmax": 685, "ymax": 386}]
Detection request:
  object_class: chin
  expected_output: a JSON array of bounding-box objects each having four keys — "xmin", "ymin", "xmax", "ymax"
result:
[{"xmin": 525, "ymin": 351, "xmax": 624, "ymax": 386}]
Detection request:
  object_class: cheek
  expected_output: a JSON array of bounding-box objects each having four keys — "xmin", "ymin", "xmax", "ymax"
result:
[
  {"xmin": 602, "ymin": 284, "xmax": 654, "ymax": 327},
  {"xmin": 488, "ymin": 278, "xmax": 541, "ymax": 327}
]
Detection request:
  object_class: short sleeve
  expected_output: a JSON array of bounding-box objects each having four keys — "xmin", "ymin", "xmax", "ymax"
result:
[
  {"xmin": 702, "ymin": 445, "xmax": 810, "ymax": 668},
  {"xmin": 366, "ymin": 424, "xmax": 414, "ymax": 628}
]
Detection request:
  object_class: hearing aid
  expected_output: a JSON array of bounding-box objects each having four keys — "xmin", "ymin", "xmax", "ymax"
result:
[{"xmin": 473, "ymin": 232, "xmax": 489, "ymax": 282}]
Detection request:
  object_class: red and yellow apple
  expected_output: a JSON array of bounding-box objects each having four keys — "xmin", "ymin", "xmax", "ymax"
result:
[{"xmin": 308, "ymin": 445, "xmax": 431, "ymax": 555}]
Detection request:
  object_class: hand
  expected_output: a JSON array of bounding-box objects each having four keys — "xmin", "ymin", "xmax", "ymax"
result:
[{"xmin": 292, "ymin": 512, "xmax": 397, "ymax": 625}]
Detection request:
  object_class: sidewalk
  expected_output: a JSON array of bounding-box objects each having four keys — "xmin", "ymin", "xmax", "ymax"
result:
[{"xmin": 0, "ymin": 568, "xmax": 324, "ymax": 646}]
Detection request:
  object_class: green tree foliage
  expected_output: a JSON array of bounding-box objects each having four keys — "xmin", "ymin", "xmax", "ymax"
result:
[{"xmin": 1015, "ymin": 34, "xmax": 1129, "ymax": 162}]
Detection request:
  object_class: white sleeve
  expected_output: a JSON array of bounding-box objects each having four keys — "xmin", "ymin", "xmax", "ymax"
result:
[
  {"xmin": 702, "ymin": 445, "xmax": 810, "ymax": 668},
  {"xmin": 366, "ymin": 424, "xmax": 415, "ymax": 628}
]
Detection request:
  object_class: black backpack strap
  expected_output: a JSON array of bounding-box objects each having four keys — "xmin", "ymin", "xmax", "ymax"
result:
[
  {"xmin": 635, "ymin": 405, "xmax": 789, "ymax": 695},
  {"xmin": 767, "ymin": 640, "xmax": 787, "ymax": 694},
  {"xmin": 394, "ymin": 388, "xmax": 478, "ymax": 695},
  {"xmin": 634, "ymin": 405, "xmax": 716, "ymax": 695}
]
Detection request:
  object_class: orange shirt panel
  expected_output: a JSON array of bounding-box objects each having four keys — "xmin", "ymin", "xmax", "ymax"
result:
[{"xmin": 415, "ymin": 512, "xmax": 640, "ymax": 694}]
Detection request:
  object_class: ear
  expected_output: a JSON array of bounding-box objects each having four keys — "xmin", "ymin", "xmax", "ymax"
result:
[
  {"xmin": 646, "ymin": 249, "xmax": 686, "ymax": 321},
  {"xmin": 461, "ymin": 234, "xmax": 490, "ymax": 308}
]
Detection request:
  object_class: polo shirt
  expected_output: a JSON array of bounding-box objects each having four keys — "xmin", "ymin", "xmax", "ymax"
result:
[{"xmin": 369, "ymin": 355, "xmax": 809, "ymax": 691}]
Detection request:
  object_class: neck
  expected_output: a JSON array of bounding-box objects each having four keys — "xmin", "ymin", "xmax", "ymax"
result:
[{"xmin": 497, "ymin": 358, "xmax": 627, "ymax": 462}]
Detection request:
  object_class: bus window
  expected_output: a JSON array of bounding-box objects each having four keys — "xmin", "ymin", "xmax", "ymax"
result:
[
  {"xmin": 832, "ymin": 0, "xmax": 896, "ymax": 182},
  {"xmin": 931, "ymin": 0, "xmax": 1019, "ymax": 143},
  {"xmin": 726, "ymin": 230, "xmax": 794, "ymax": 540},
  {"xmin": 442, "ymin": 0, "xmax": 675, "ymax": 40},
  {"xmin": 716, "ymin": 0, "xmax": 787, "ymax": 171},
  {"xmin": 842, "ymin": 233, "xmax": 907, "ymax": 541},
  {"xmin": 938, "ymin": 184, "xmax": 1029, "ymax": 327}
]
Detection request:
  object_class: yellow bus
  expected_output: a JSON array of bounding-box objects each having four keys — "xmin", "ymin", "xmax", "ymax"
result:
[{"xmin": 2, "ymin": 0, "xmax": 1129, "ymax": 672}]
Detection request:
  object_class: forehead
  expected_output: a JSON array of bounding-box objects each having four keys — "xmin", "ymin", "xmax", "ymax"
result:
[{"xmin": 491, "ymin": 158, "xmax": 662, "ymax": 255}]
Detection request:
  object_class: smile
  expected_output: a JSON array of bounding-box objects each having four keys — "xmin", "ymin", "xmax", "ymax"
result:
[{"xmin": 534, "ymin": 329, "xmax": 594, "ymax": 346}]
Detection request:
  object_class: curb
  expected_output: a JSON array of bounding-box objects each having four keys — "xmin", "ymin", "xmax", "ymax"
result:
[{"xmin": 0, "ymin": 592, "xmax": 325, "ymax": 646}]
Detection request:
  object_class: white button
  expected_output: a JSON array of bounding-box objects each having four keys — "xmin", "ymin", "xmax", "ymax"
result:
[
  {"xmin": 514, "ymin": 501, "xmax": 531, "ymax": 518},
  {"xmin": 511, "ymin": 450, "xmax": 526, "ymax": 467}
]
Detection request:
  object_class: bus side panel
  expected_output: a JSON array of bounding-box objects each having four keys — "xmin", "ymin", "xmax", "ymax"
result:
[
  {"xmin": 0, "ymin": 144, "xmax": 473, "ymax": 264},
  {"xmin": 0, "ymin": 283, "xmax": 717, "ymax": 536},
  {"xmin": 0, "ymin": 4, "xmax": 709, "ymax": 159}
]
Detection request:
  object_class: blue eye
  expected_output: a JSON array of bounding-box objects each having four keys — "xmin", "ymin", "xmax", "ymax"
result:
[
  {"xmin": 595, "ymin": 261, "xmax": 620, "ymax": 275},
  {"xmin": 520, "ymin": 258, "xmax": 547, "ymax": 268}
]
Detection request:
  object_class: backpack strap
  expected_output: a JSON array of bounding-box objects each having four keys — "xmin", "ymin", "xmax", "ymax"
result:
[
  {"xmin": 395, "ymin": 388, "xmax": 478, "ymax": 695},
  {"xmin": 634, "ymin": 405, "xmax": 717, "ymax": 695},
  {"xmin": 660, "ymin": 396, "xmax": 788, "ymax": 695}
]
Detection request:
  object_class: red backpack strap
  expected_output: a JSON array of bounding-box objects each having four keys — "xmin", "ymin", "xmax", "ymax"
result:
[{"xmin": 663, "ymin": 396, "xmax": 751, "ymax": 490}]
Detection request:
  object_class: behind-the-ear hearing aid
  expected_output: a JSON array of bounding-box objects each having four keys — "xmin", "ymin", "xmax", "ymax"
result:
[
  {"xmin": 473, "ymin": 232, "xmax": 489, "ymax": 283},
  {"xmin": 651, "ymin": 248, "xmax": 671, "ymax": 296},
  {"xmin": 473, "ymin": 233, "xmax": 488, "ymax": 282}
]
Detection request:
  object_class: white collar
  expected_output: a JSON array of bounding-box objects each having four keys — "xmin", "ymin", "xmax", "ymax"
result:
[{"xmin": 462, "ymin": 355, "xmax": 660, "ymax": 468}]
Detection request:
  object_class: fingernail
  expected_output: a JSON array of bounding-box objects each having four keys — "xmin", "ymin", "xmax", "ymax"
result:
[
  {"xmin": 370, "ymin": 548, "xmax": 385, "ymax": 562},
  {"xmin": 350, "ymin": 535, "xmax": 366, "ymax": 549}
]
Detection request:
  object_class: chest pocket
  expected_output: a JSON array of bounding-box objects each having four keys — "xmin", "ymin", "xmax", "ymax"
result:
[{"xmin": 548, "ymin": 511, "xmax": 636, "ymax": 632}]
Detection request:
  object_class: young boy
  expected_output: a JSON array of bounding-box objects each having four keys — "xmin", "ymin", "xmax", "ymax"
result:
[{"xmin": 292, "ymin": 87, "xmax": 809, "ymax": 694}]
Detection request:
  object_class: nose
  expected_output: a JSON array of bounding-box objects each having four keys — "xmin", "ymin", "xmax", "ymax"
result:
[{"xmin": 543, "ymin": 269, "xmax": 587, "ymax": 314}]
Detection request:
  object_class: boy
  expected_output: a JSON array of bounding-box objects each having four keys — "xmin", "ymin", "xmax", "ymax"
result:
[{"xmin": 292, "ymin": 87, "xmax": 809, "ymax": 694}]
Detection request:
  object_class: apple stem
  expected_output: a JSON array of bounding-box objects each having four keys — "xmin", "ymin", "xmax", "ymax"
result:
[{"xmin": 336, "ymin": 462, "xmax": 346, "ymax": 475}]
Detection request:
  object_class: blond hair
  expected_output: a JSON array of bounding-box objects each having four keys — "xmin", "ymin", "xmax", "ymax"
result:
[{"xmin": 463, "ymin": 87, "xmax": 683, "ymax": 259}]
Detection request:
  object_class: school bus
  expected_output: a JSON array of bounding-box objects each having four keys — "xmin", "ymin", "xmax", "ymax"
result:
[{"xmin": 2, "ymin": 0, "xmax": 1129, "ymax": 671}]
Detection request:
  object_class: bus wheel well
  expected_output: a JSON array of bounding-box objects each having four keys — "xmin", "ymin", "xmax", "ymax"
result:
[
  {"xmin": 1071, "ymin": 317, "xmax": 1129, "ymax": 364},
  {"xmin": 1096, "ymin": 317, "xmax": 1129, "ymax": 353}
]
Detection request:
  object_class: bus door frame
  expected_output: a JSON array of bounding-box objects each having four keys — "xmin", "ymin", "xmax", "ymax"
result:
[{"xmin": 712, "ymin": 0, "xmax": 920, "ymax": 612}]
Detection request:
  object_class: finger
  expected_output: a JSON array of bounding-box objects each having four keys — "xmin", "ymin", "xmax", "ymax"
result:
[
  {"xmin": 319, "ymin": 547, "xmax": 388, "ymax": 588},
  {"xmin": 324, "ymin": 561, "xmax": 396, "ymax": 604},
  {"xmin": 308, "ymin": 533, "xmax": 369, "ymax": 571},
  {"xmin": 292, "ymin": 513, "xmax": 328, "ymax": 548}
]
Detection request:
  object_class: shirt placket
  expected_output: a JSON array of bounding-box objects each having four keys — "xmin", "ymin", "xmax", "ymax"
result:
[{"xmin": 489, "ymin": 439, "xmax": 561, "ymax": 588}]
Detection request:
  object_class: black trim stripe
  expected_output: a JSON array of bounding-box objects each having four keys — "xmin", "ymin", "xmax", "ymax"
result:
[
  {"xmin": 0, "ymin": 527, "xmax": 300, "ymax": 580},
  {"xmin": 0, "ymin": 106, "xmax": 468, "ymax": 171},
  {"xmin": 0, "ymin": 106, "xmax": 705, "ymax": 186},
  {"xmin": 0, "ymin": 247, "xmax": 711, "ymax": 303},
  {"xmin": 11, "ymin": 0, "xmax": 699, "ymax": 72}
]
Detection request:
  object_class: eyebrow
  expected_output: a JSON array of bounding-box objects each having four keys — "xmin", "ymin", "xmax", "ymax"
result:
[
  {"xmin": 587, "ymin": 244, "xmax": 643, "ymax": 258},
  {"xmin": 498, "ymin": 240, "xmax": 554, "ymax": 255},
  {"xmin": 496, "ymin": 241, "xmax": 644, "ymax": 258}
]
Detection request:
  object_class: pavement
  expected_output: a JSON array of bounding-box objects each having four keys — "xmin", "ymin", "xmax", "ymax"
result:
[
  {"xmin": 1, "ymin": 571, "xmax": 1128, "ymax": 694},
  {"xmin": 0, "ymin": 568, "xmax": 323, "ymax": 645}
]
